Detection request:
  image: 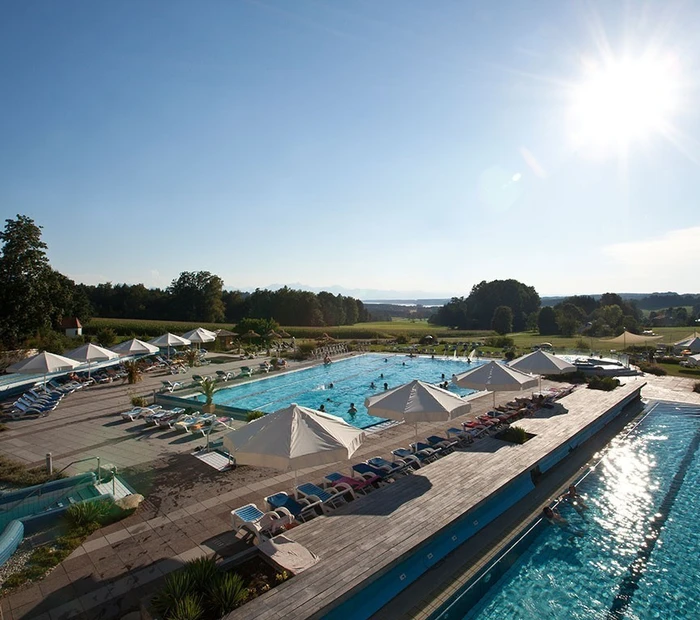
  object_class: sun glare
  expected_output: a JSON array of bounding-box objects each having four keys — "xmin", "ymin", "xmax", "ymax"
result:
[{"xmin": 568, "ymin": 53, "xmax": 680, "ymax": 151}]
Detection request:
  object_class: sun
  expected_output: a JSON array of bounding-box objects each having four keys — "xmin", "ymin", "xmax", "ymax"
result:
[{"xmin": 568, "ymin": 53, "xmax": 680, "ymax": 151}]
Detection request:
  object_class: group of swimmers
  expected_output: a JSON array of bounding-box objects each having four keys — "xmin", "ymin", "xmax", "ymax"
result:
[{"xmin": 542, "ymin": 484, "xmax": 589, "ymax": 542}]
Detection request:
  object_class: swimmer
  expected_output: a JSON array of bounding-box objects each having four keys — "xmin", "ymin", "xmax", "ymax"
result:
[
  {"xmin": 380, "ymin": 373, "xmax": 384, "ymax": 379},
  {"xmin": 542, "ymin": 506, "xmax": 584, "ymax": 540},
  {"xmin": 561, "ymin": 485, "xmax": 589, "ymax": 518},
  {"xmin": 370, "ymin": 382, "xmax": 376, "ymax": 388},
  {"xmin": 319, "ymin": 404, "xmax": 326, "ymax": 412},
  {"xmin": 328, "ymin": 382, "xmax": 334, "ymax": 389},
  {"xmin": 384, "ymin": 358, "xmax": 388, "ymax": 363},
  {"xmin": 402, "ymin": 362, "xmax": 406, "ymax": 366},
  {"xmin": 348, "ymin": 403, "xmax": 357, "ymax": 416},
  {"xmin": 383, "ymin": 382, "xmax": 388, "ymax": 390},
  {"xmin": 441, "ymin": 373, "xmax": 445, "ymax": 379}
]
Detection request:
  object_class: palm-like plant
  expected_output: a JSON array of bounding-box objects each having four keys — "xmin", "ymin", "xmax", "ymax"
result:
[
  {"xmin": 198, "ymin": 377, "xmax": 217, "ymax": 408},
  {"xmin": 183, "ymin": 349, "xmax": 200, "ymax": 368},
  {"xmin": 123, "ymin": 361, "xmax": 142, "ymax": 384},
  {"xmin": 208, "ymin": 572, "xmax": 248, "ymax": 615}
]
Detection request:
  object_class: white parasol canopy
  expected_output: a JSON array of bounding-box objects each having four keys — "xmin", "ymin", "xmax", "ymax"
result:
[
  {"xmin": 65, "ymin": 343, "xmax": 119, "ymax": 378},
  {"xmin": 181, "ymin": 328, "xmax": 217, "ymax": 344},
  {"xmin": 222, "ymin": 404, "xmax": 365, "ymax": 475},
  {"xmin": 365, "ymin": 379, "xmax": 471, "ymax": 442},
  {"xmin": 148, "ymin": 333, "xmax": 191, "ymax": 360},
  {"xmin": 110, "ymin": 338, "xmax": 160, "ymax": 356},
  {"xmin": 509, "ymin": 350, "xmax": 575, "ymax": 391},
  {"xmin": 8, "ymin": 351, "xmax": 81, "ymax": 388},
  {"xmin": 452, "ymin": 360, "xmax": 538, "ymax": 405},
  {"xmin": 364, "ymin": 379, "xmax": 471, "ymax": 424},
  {"xmin": 686, "ymin": 353, "xmax": 700, "ymax": 367}
]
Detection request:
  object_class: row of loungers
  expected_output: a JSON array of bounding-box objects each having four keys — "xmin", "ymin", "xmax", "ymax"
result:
[
  {"xmin": 2, "ymin": 378, "xmax": 86, "ymax": 420},
  {"xmin": 119, "ymin": 405, "xmax": 233, "ymax": 435},
  {"xmin": 229, "ymin": 426, "xmax": 499, "ymax": 543}
]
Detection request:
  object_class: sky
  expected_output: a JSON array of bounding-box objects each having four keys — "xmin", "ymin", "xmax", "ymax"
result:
[{"xmin": 2, "ymin": 0, "xmax": 700, "ymax": 299}]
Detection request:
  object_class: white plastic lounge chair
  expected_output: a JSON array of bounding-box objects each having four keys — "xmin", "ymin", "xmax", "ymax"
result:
[
  {"xmin": 120, "ymin": 405, "xmax": 162, "ymax": 421},
  {"xmin": 239, "ymin": 366, "xmax": 253, "ymax": 377},
  {"xmin": 231, "ymin": 503, "xmax": 290, "ymax": 543},
  {"xmin": 216, "ymin": 370, "xmax": 234, "ymax": 381},
  {"xmin": 161, "ymin": 380, "xmax": 184, "ymax": 393},
  {"xmin": 295, "ymin": 482, "xmax": 351, "ymax": 512}
]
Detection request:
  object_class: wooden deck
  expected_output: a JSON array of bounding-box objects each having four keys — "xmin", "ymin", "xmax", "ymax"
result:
[{"xmin": 224, "ymin": 381, "xmax": 645, "ymax": 620}]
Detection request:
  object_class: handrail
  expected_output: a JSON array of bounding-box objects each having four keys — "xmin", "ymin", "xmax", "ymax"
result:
[{"xmin": 0, "ymin": 456, "xmax": 101, "ymax": 516}]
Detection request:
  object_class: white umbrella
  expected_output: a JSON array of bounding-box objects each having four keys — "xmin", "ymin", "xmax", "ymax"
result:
[
  {"xmin": 181, "ymin": 328, "xmax": 217, "ymax": 346},
  {"xmin": 65, "ymin": 343, "xmax": 119, "ymax": 378},
  {"xmin": 686, "ymin": 353, "xmax": 700, "ymax": 367},
  {"xmin": 110, "ymin": 338, "xmax": 160, "ymax": 356},
  {"xmin": 148, "ymin": 333, "xmax": 191, "ymax": 360},
  {"xmin": 365, "ymin": 379, "xmax": 471, "ymax": 442},
  {"xmin": 222, "ymin": 403, "xmax": 365, "ymax": 488},
  {"xmin": 8, "ymin": 351, "xmax": 81, "ymax": 389},
  {"xmin": 452, "ymin": 360, "xmax": 538, "ymax": 406},
  {"xmin": 509, "ymin": 350, "xmax": 576, "ymax": 392}
]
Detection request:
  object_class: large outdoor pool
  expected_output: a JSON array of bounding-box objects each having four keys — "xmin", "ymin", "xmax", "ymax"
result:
[
  {"xmin": 433, "ymin": 400, "xmax": 700, "ymax": 619},
  {"xmin": 198, "ymin": 353, "xmax": 482, "ymax": 428}
]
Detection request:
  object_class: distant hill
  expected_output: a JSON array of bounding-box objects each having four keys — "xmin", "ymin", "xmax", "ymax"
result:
[{"xmin": 542, "ymin": 293, "xmax": 700, "ymax": 310}]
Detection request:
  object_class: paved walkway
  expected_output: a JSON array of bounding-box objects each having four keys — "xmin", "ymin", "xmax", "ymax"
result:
[{"xmin": 1, "ymin": 369, "xmax": 698, "ymax": 619}]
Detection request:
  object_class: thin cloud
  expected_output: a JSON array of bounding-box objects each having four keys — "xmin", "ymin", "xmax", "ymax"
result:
[{"xmin": 602, "ymin": 226, "xmax": 700, "ymax": 266}]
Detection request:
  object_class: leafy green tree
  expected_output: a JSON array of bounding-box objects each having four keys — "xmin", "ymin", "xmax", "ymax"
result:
[
  {"xmin": 167, "ymin": 271, "xmax": 225, "ymax": 323},
  {"xmin": 537, "ymin": 306, "xmax": 559, "ymax": 335},
  {"xmin": 555, "ymin": 303, "xmax": 585, "ymax": 337},
  {"xmin": 491, "ymin": 306, "xmax": 513, "ymax": 335}
]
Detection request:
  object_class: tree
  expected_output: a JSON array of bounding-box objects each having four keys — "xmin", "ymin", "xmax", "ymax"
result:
[
  {"xmin": 491, "ymin": 306, "xmax": 513, "ymax": 335},
  {"xmin": 0, "ymin": 215, "xmax": 81, "ymax": 348},
  {"xmin": 537, "ymin": 306, "xmax": 559, "ymax": 336},
  {"xmin": 463, "ymin": 280, "xmax": 540, "ymax": 331},
  {"xmin": 167, "ymin": 271, "xmax": 225, "ymax": 323},
  {"xmin": 555, "ymin": 303, "xmax": 585, "ymax": 337}
]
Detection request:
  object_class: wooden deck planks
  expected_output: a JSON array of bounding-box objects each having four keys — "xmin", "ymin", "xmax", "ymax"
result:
[{"xmin": 224, "ymin": 382, "xmax": 644, "ymax": 620}]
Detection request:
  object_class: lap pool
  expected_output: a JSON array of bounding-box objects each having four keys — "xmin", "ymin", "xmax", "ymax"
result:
[
  {"xmin": 194, "ymin": 354, "xmax": 482, "ymax": 428},
  {"xmin": 431, "ymin": 400, "xmax": 700, "ymax": 619}
]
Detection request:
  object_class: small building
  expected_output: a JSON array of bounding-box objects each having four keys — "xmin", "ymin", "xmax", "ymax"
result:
[{"xmin": 61, "ymin": 317, "xmax": 83, "ymax": 338}]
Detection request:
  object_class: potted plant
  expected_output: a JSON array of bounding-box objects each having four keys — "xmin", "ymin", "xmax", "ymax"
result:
[{"xmin": 199, "ymin": 377, "xmax": 217, "ymax": 413}]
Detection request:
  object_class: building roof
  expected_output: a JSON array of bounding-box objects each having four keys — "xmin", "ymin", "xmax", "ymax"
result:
[{"xmin": 61, "ymin": 317, "xmax": 82, "ymax": 329}]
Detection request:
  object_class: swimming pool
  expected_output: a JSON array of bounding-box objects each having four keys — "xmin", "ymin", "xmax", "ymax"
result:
[
  {"xmin": 432, "ymin": 400, "xmax": 700, "ymax": 619},
  {"xmin": 196, "ymin": 354, "xmax": 483, "ymax": 428}
]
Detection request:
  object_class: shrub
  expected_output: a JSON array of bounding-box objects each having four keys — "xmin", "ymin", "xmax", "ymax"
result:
[
  {"xmin": 65, "ymin": 499, "xmax": 113, "ymax": 528},
  {"xmin": 291, "ymin": 342, "xmax": 316, "ymax": 360},
  {"xmin": 246, "ymin": 410, "xmax": 265, "ymax": 423},
  {"xmin": 0, "ymin": 455, "xmax": 64, "ymax": 486},
  {"xmin": 185, "ymin": 557, "xmax": 219, "ymax": 592},
  {"xmin": 208, "ymin": 572, "xmax": 248, "ymax": 615},
  {"xmin": 504, "ymin": 350, "xmax": 516, "ymax": 361},
  {"xmin": 152, "ymin": 571, "xmax": 195, "ymax": 618},
  {"xmin": 637, "ymin": 362, "xmax": 667, "ymax": 376},
  {"xmin": 497, "ymin": 426, "xmax": 529, "ymax": 444},
  {"xmin": 95, "ymin": 327, "xmax": 117, "ymax": 347},
  {"xmin": 486, "ymin": 335, "xmax": 514, "ymax": 348},
  {"xmin": 694, "ymin": 382, "xmax": 700, "ymax": 394},
  {"xmin": 587, "ymin": 376, "xmax": 620, "ymax": 391},
  {"xmin": 198, "ymin": 377, "xmax": 217, "ymax": 406},
  {"xmin": 575, "ymin": 338, "xmax": 590, "ymax": 350},
  {"xmin": 169, "ymin": 594, "xmax": 205, "ymax": 620},
  {"xmin": 395, "ymin": 334, "xmax": 409, "ymax": 344},
  {"xmin": 131, "ymin": 395, "xmax": 147, "ymax": 407}
]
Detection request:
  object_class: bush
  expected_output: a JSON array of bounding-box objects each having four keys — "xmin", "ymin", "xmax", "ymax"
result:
[
  {"xmin": 152, "ymin": 571, "xmax": 195, "ymax": 618},
  {"xmin": 496, "ymin": 426, "xmax": 530, "ymax": 444},
  {"xmin": 65, "ymin": 498, "xmax": 113, "ymax": 528},
  {"xmin": 246, "ymin": 411, "xmax": 265, "ymax": 423},
  {"xmin": 637, "ymin": 362, "xmax": 668, "ymax": 376},
  {"xmin": 95, "ymin": 327, "xmax": 117, "ymax": 347},
  {"xmin": 208, "ymin": 572, "xmax": 248, "ymax": 615},
  {"xmin": 395, "ymin": 334, "xmax": 409, "ymax": 344},
  {"xmin": 0, "ymin": 455, "xmax": 64, "ymax": 486},
  {"xmin": 575, "ymin": 338, "xmax": 590, "ymax": 350},
  {"xmin": 123, "ymin": 360, "xmax": 142, "ymax": 384},
  {"xmin": 291, "ymin": 342, "xmax": 316, "ymax": 360},
  {"xmin": 486, "ymin": 336, "xmax": 514, "ymax": 348},
  {"xmin": 587, "ymin": 376, "xmax": 620, "ymax": 391},
  {"xmin": 131, "ymin": 395, "xmax": 148, "ymax": 407},
  {"xmin": 504, "ymin": 350, "xmax": 516, "ymax": 361},
  {"xmin": 694, "ymin": 382, "xmax": 700, "ymax": 394}
]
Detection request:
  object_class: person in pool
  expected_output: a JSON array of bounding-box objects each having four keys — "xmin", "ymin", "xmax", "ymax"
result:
[
  {"xmin": 348, "ymin": 403, "xmax": 357, "ymax": 416},
  {"xmin": 319, "ymin": 404, "xmax": 326, "ymax": 412},
  {"xmin": 383, "ymin": 382, "xmax": 388, "ymax": 390},
  {"xmin": 561, "ymin": 485, "xmax": 589, "ymax": 517},
  {"xmin": 370, "ymin": 382, "xmax": 376, "ymax": 388},
  {"xmin": 542, "ymin": 506, "xmax": 584, "ymax": 540}
]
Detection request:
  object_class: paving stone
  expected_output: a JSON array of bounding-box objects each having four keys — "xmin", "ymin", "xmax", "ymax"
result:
[{"xmin": 8, "ymin": 585, "xmax": 43, "ymax": 610}]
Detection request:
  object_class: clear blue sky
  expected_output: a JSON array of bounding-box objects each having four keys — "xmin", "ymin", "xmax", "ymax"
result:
[{"xmin": 2, "ymin": 0, "xmax": 699, "ymax": 298}]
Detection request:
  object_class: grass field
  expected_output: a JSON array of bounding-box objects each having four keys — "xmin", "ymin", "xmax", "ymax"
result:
[{"xmin": 87, "ymin": 317, "xmax": 698, "ymax": 348}]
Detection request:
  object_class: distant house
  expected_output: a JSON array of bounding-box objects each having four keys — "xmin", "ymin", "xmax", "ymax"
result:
[{"xmin": 61, "ymin": 317, "xmax": 83, "ymax": 338}]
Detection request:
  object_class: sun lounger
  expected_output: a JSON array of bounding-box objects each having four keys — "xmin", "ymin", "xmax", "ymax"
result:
[
  {"xmin": 216, "ymin": 370, "xmax": 234, "ymax": 381},
  {"xmin": 445, "ymin": 427, "xmax": 476, "ymax": 446},
  {"xmin": 412, "ymin": 441, "xmax": 451, "ymax": 457},
  {"xmin": 120, "ymin": 405, "xmax": 162, "ymax": 421},
  {"xmin": 391, "ymin": 447, "xmax": 433, "ymax": 467},
  {"xmin": 161, "ymin": 380, "xmax": 184, "ymax": 393},
  {"xmin": 425, "ymin": 435, "xmax": 459, "ymax": 453},
  {"xmin": 367, "ymin": 456, "xmax": 413, "ymax": 476},
  {"xmin": 352, "ymin": 462, "xmax": 398, "ymax": 482},
  {"xmin": 231, "ymin": 503, "xmax": 290, "ymax": 543},
  {"xmin": 265, "ymin": 492, "xmax": 323, "ymax": 523},
  {"xmin": 6, "ymin": 400, "xmax": 57, "ymax": 419},
  {"xmin": 239, "ymin": 367, "xmax": 253, "ymax": 377},
  {"xmin": 324, "ymin": 472, "xmax": 382, "ymax": 494},
  {"xmin": 152, "ymin": 408, "xmax": 187, "ymax": 427},
  {"xmin": 295, "ymin": 482, "xmax": 351, "ymax": 512},
  {"xmin": 175, "ymin": 413, "xmax": 216, "ymax": 432}
]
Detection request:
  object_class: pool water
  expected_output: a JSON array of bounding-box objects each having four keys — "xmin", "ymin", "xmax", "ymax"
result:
[
  {"xmin": 451, "ymin": 400, "xmax": 700, "ymax": 619},
  {"xmin": 204, "ymin": 353, "xmax": 482, "ymax": 428}
]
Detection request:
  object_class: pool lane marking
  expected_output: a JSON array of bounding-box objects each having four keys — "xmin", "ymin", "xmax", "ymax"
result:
[{"xmin": 606, "ymin": 416, "xmax": 700, "ymax": 619}]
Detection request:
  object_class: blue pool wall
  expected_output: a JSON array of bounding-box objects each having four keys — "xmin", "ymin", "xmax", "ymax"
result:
[{"xmin": 320, "ymin": 385, "xmax": 643, "ymax": 620}]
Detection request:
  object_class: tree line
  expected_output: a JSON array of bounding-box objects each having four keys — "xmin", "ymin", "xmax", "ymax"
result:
[{"xmin": 0, "ymin": 215, "xmax": 369, "ymax": 349}]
